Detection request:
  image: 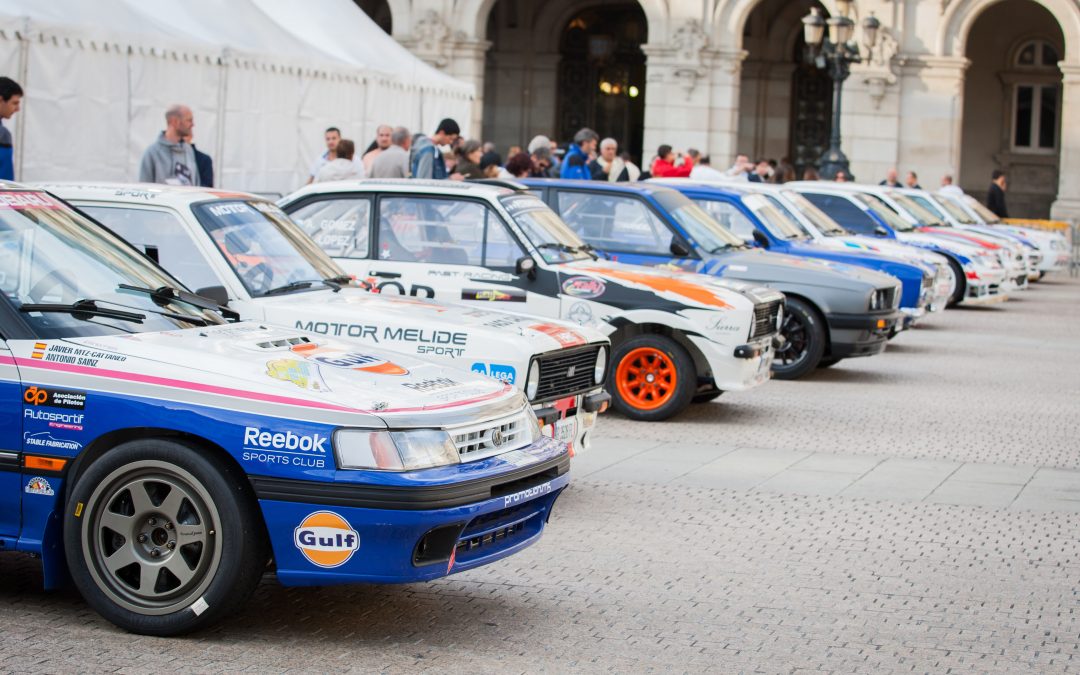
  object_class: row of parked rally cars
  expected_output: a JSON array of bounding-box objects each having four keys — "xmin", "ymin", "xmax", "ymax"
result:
[{"xmin": 0, "ymin": 174, "xmax": 1067, "ymax": 635}]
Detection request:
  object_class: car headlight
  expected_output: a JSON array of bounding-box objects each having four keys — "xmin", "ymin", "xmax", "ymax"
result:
[
  {"xmin": 869, "ymin": 289, "xmax": 882, "ymax": 311},
  {"xmin": 594, "ymin": 346, "xmax": 608, "ymax": 385},
  {"xmin": 334, "ymin": 428, "xmax": 459, "ymax": 471},
  {"xmin": 775, "ymin": 304, "xmax": 784, "ymax": 332},
  {"xmin": 525, "ymin": 359, "xmax": 540, "ymax": 400}
]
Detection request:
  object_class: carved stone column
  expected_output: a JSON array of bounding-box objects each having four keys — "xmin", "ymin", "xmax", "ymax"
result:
[{"xmin": 1051, "ymin": 64, "xmax": 1080, "ymax": 221}]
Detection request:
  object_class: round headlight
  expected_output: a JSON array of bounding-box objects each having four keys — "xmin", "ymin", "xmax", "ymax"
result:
[
  {"xmin": 525, "ymin": 359, "xmax": 540, "ymax": 400},
  {"xmin": 594, "ymin": 346, "xmax": 608, "ymax": 385},
  {"xmin": 775, "ymin": 305, "xmax": 784, "ymax": 332}
]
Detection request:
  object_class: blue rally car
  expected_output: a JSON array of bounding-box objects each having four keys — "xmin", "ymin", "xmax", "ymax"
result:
[
  {"xmin": 657, "ymin": 180, "xmax": 941, "ymax": 332},
  {"xmin": 0, "ymin": 185, "xmax": 569, "ymax": 635}
]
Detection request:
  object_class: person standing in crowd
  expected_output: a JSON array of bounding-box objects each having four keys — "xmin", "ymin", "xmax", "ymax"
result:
[
  {"xmin": 308, "ymin": 127, "xmax": 365, "ymax": 184},
  {"xmin": 561, "ymin": 128, "xmax": 599, "ymax": 180},
  {"xmin": 835, "ymin": 170, "xmax": 849, "ymax": 183},
  {"xmin": 725, "ymin": 154, "xmax": 752, "ymax": 180},
  {"xmin": 0, "ymin": 77, "xmax": 23, "ymax": 181},
  {"xmin": 774, "ymin": 157, "xmax": 796, "ymax": 183},
  {"xmin": 620, "ymin": 152, "xmax": 642, "ymax": 182},
  {"xmin": 689, "ymin": 155, "xmax": 725, "ymax": 181},
  {"xmin": 527, "ymin": 135, "xmax": 556, "ymax": 177},
  {"xmin": 370, "ymin": 126, "xmax": 411, "ymax": 179},
  {"xmin": 880, "ymin": 167, "xmax": 901, "ymax": 187},
  {"xmin": 480, "ymin": 151, "xmax": 512, "ymax": 179},
  {"xmin": 748, "ymin": 159, "xmax": 771, "ymax": 183},
  {"xmin": 987, "ymin": 169, "xmax": 1009, "ymax": 218},
  {"xmin": 505, "ymin": 151, "xmax": 534, "ymax": 178},
  {"xmin": 803, "ymin": 167, "xmax": 821, "ymax": 181},
  {"xmin": 362, "ymin": 125, "xmax": 392, "ymax": 174},
  {"xmin": 590, "ymin": 137, "xmax": 632, "ymax": 182},
  {"xmin": 507, "ymin": 144, "xmax": 523, "ymax": 159},
  {"xmin": 940, "ymin": 173, "xmax": 964, "ymax": 198},
  {"xmin": 651, "ymin": 145, "xmax": 695, "ymax": 178},
  {"xmin": 139, "ymin": 104, "xmax": 199, "ymax": 186},
  {"xmin": 314, "ymin": 139, "xmax": 360, "ymax": 182},
  {"xmin": 456, "ymin": 139, "xmax": 484, "ymax": 179},
  {"xmin": 410, "ymin": 118, "xmax": 460, "ymax": 179},
  {"xmin": 905, "ymin": 171, "xmax": 922, "ymax": 189},
  {"xmin": 191, "ymin": 136, "xmax": 214, "ymax": 187}
]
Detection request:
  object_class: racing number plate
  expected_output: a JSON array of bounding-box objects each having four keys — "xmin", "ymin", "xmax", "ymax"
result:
[{"xmin": 554, "ymin": 417, "xmax": 577, "ymax": 443}]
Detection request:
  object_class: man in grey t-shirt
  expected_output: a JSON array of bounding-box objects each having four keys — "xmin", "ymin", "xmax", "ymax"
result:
[
  {"xmin": 370, "ymin": 126, "xmax": 412, "ymax": 179},
  {"xmin": 139, "ymin": 105, "xmax": 200, "ymax": 186}
]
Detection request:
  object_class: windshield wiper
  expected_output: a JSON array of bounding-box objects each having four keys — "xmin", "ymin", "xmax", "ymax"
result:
[
  {"xmin": 537, "ymin": 242, "xmax": 579, "ymax": 254},
  {"xmin": 118, "ymin": 284, "xmax": 239, "ymax": 320},
  {"xmin": 577, "ymin": 243, "xmax": 602, "ymax": 260},
  {"xmin": 262, "ymin": 278, "xmax": 343, "ymax": 296},
  {"xmin": 20, "ymin": 299, "xmax": 146, "ymax": 324}
]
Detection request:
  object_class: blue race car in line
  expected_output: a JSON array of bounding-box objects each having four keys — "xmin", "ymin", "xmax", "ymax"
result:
[
  {"xmin": 655, "ymin": 180, "xmax": 942, "ymax": 332},
  {"xmin": 0, "ymin": 185, "xmax": 568, "ymax": 636}
]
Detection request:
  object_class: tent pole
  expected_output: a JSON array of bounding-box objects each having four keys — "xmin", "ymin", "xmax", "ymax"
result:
[
  {"xmin": 215, "ymin": 48, "xmax": 230, "ymax": 189},
  {"xmin": 14, "ymin": 18, "xmax": 31, "ymax": 180}
]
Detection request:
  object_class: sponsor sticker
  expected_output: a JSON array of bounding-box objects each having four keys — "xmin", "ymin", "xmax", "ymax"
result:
[
  {"xmin": 25, "ymin": 343, "xmax": 127, "ymax": 368},
  {"xmin": 24, "ymin": 408, "xmax": 85, "ymax": 431},
  {"xmin": 24, "ymin": 476, "xmax": 54, "ymax": 496},
  {"xmin": 310, "ymin": 351, "xmax": 409, "ymax": 376},
  {"xmin": 242, "ymin": 426, "xmax": 328, "ymax": 469},
  {"xmin": 502, "ymin": 481, "xmax": 553, "ymax": 507},
  {"xmin": 567, "ymin": 302, "xmax": 593, "ymax": 325},
  {"xmin": 528, "ymin": 323, "xmax": 587, "ymax": 348},
  {"xmin": 23, "ymin": 386, "xmax": 87, "ymax": 410},
  {"xmin": 0, "ymin": 192, "xmax": 62, "ymax": 210},
  {"xmin": 294, "ymin": 511, "xmax": 360, "ymax": 568},
  {"xmin": 23, "ymin": 431, "xmax": 82, "ymax": 452},
  {"xmin": 265, "ymin": 358, "xmax": 332, "ymax": 392},
  {"xmin": 561, "ymin": 276, "xmax": 606, "ymax": 299},
  {"xmin": 471, "ymin": 362, "xmax": 517, "ymax": 384},
  {"xmin": 461, "ymin": 287, "xmax": 527, "ymax": 302},
  {"xmin": 402, "ymin": 377, "xmax": 459, "ymax": 392}
]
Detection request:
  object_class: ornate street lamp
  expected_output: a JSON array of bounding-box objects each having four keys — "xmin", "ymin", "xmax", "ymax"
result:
[{"xmin": 802, "ymin": 2, "xmax": 880, "ymax": 179}]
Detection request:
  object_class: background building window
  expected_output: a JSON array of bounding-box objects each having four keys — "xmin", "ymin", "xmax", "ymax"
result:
[{"xmin": 1011, "ymin": 39, "xmax": 1061, "ymax": 152}]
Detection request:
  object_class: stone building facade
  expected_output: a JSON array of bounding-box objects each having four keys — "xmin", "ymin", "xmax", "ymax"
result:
[{"xmin": 358, "ymin": 0, "xmax": 1080, "ymax": 220}]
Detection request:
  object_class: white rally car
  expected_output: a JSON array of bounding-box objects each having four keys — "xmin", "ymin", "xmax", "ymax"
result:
[
  {"xmin": 43, "ymin": 183, "xmax": 610, "ymax": 453},
  {"xmin": 279, "ymin": 180, "xmax": 786, "ymax": 422}
]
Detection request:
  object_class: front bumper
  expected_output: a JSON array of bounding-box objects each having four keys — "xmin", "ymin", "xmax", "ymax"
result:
[
  {"xmin": 826, "ymin": 310, "xmax": 900, "ymax": 359},
  {"xmin": 963, "ymin": 269, "xmax": 1008, "ymax": 305},
  {"xmin": 533, "ymin": 390, "xmax": 609, "ymax": 455},
  {"xmin": 255, "ymin": 445, "xmax": 571, "ymax": 586},
  {"xmin": 689, "ymin": 334, "xmax": 775, "ymax": 392}
]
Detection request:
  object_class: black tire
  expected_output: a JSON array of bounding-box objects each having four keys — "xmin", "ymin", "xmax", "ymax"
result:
[
  {"xmin": 608, "ymin": 334, "xmax": 696, "ymax": 421},
  {"xmin": 946, "ymin": 257, "xmax": 966, "ymax": 307},
  {"xmin": 64, "ymin": 439, "xmax": 267, "ymax": 636},
  {"xmin": 772, "ymin": 297, "xmax": 826, "ymax": 380},
  {"xmin": 816, "ymin": 358, "xmax": 842, "ymax": 369},
  {"xmin": 692, "ymin": 390, "xmax": 724, "ymax": 404}
]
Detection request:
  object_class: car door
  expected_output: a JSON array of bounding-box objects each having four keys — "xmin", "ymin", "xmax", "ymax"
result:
[
  {"xmin": 0, "ymin": 337, "xmax": 21, "ymax": 538},
  {"xmin": 284, "ymin": 193, "xmax": 375, "ymax": 284}
]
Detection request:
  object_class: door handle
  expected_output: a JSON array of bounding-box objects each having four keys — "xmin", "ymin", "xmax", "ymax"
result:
[{"xmin": 369, "ymin": 270, "xmax": 402, "ymax": 279}]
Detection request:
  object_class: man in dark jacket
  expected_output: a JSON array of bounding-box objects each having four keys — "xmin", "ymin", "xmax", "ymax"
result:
[
  {"xmin": 560, "ymin": 128, "xmax": 598, "ymax": 180},
  {"xmin": 192, "ymin": 141, "xmax": 214, "ymax": 188},
  {"xmin": 987, "ymin": 169, "xmax": 1009, "ymax": 218},
  {"xmin": 410, "ymin": 118, "xmax": 460, "ymax": 180},
  {"xmin": 0, "ymin": 77, "xmax": 23, "ymax": 181}
]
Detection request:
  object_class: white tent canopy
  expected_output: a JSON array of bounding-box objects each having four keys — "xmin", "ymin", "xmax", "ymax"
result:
[{"xmin": 0, "ymin": 0, "xmax": 473, "ymax": 194}]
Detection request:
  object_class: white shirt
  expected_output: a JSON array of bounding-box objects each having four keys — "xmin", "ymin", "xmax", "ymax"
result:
[
  {"xmin": 939, "ymin": 184, "xmax": 964, "ymax": 198},
  {"xmin": 690, "ymin": 165, "xmax": 727, "ymax": 182},
  {"xmin": 309, "ymin": 151, "xmax": 365, "ymax": 179}
]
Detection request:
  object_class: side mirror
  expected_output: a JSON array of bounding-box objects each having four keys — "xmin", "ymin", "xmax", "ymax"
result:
[
  {"xmin": 195, "ymin": 285, "xmax": 230, "ymax": 307},
  {"xmin": 515, "ymin": 255, "xmax": 537, "ymax": 279},
  {"xmin": 670, "ymin": 240, "xmax": 691, "ymax": 257},
  {"xmin": 752, "ymin": 229, "xmax": 771, "ymax": 249},
  {"xmin": 874, "ymin": 225, "xmax": 888, "ymax": 237}
]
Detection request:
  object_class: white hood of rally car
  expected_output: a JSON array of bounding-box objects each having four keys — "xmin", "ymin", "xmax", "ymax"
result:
[{"xmin": 63, "ymin": 322, "xmax": 517, "ymax": 420}]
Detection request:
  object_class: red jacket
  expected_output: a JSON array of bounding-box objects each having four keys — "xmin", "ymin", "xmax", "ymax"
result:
[{"xmin": 651, "ymin": 156, "xmax": 694, "ymax": 178}]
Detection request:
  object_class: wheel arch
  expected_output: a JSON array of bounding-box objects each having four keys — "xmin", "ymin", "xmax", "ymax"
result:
[{"xmin": 606, "ymin": 319, "xmax": 714, "ymax": 390}]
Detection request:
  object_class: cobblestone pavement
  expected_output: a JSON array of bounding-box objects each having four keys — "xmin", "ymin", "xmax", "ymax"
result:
[{"xmin": 1, "ymin": 277, "xmax": 1078, "ymax": 673}]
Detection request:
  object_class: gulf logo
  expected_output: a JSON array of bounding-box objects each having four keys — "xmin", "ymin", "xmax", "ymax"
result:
[
  {"xmin": 293, "ymin": 344, "xmax": 409, "ymax": 375},
  {"xmin": 293, "ymin": 511, "xmax": 360, "ymax": 568}
]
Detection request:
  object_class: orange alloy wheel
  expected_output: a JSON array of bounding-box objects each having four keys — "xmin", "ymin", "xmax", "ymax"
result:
[{"xmin": 615, "ymin": 347, "xmax": 678, "ymax": 411}]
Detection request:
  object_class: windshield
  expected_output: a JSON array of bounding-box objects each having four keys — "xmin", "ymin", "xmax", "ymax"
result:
[
  {"xmin": 885, "ymin": 191, "xmax": 944, "ymax": 227},
  {"xmin": 781, "ymin": 190, "xmax": 849, "ymax": 236},
  {"xmin": 930, "ymin": 194, "xmax": 977, "ymax": 224},
  {"xmin": 0, "ymin": 191, "xmax": 224, "ymax": 337},
  {"xmin": 193, "ymin": 200, "xmax": 342, "ymax": 297},
  {"xmin": 745, "ymin": 193, "xmax": 811, "ymax": 240},
  {"xmin": 852, "ymin": 193, "xmax": 915, "ymax": 232},
  {"xmin": 963, "ymin": 195, "xmax": 1002, "ymax": 224},
  {"xmin": 499, "ymin": 194, "xmax": 591, "ymax": 263},
  {"xmin": 905, "ymin": 193, "xmax": 954, "ymax": 226},
  {"xmin": 654, "ymin": 192, "xmax": 745, "ymax": 251}
]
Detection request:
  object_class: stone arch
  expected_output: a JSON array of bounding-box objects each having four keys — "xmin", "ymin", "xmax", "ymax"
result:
[
  {"xmin": 464, "ymin": 0, "xmax": 666, "ymax": 43},
  {"xmin": 939, "ymin": 0, "xmax": 1080, "ymax": 62}
]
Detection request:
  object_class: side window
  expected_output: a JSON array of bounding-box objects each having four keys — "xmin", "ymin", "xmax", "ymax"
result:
[
  {"xmin": 288, "ymin": 198, "xmax": 371, "ymax": 258},
  {"xmin": 694, "ymin": 200, "xmax": 757, "ymax": 240},
  {"xmin": 801, "ymin": 194, "xmax": 877, "ymax": 235},
  {"xmin": 556, "ymin": 191, "xmax": 673, "ymax": 255},
  {"xmin": 376, "ymin": 197, "xmax": 523, "ymax": 267},
  {"xmin": 79, "ymin": 206, "xmax": 223, "ymax": 292}
]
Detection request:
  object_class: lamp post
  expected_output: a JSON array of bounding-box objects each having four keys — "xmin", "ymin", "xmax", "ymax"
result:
[{"xmin": 802, "ymin": 2, "xmax": 880, "ymax": 179}]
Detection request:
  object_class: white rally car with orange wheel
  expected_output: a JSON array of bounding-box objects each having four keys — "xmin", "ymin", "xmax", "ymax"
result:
[
  {"xmin": 279, "ymin": 180, "xmax": 785, "ymax": 422},
  {"xmin": 43, "ymin": 183, "xmax": 610, "ymax": 454}
]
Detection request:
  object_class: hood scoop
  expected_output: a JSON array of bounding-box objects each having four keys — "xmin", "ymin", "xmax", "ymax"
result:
[{"xmin": 253, "ymin": 336, "xmax": 313, "ymax": 350}]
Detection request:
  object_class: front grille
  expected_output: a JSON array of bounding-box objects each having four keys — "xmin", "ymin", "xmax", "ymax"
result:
[
  {"xmin": 533, "ymin": 344, "xmax": 602, "ymax": 402},
  {"xmin": 750, "ymin": 300, "xmax": 782, "ymax": 339},
  {"xmin": 450, "ymin": 409, "xmax": 532, "ymax": 461},
  {"xmin": 873, "ymin": 286, "xmax": 900, "ymax": 311}
]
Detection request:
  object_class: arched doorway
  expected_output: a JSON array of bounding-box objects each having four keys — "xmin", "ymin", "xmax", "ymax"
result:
[
  {"xmin": 959, "ymin": 0, "xmax": 1064, "ymax": 217},
  {"xmin": 738, "ymin": 0, "xmax": 830, "ymax": 176},
  {"xmin": 481, "ymin": 0, "xmax": 647, "ymax": 161},
  {"xmin": 354, "ymin": 0, "xmax": 392, "ymax": 34}
]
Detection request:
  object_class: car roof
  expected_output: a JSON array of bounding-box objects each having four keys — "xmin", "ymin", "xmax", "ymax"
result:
[
  {"xmin": 284, "ymin": 178, "xmax": 520, "ymax": 203},
  {"xmin": 32, "ymin": 181, "xmax": 265, "ymax": 208},
  {"xmin": 517, "ymin": 177, "xmax": 680, "ymax": 198}
]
